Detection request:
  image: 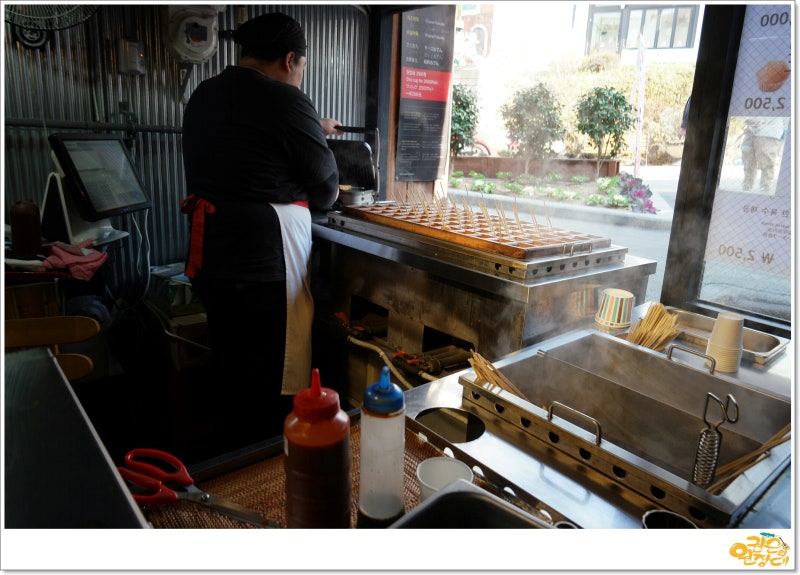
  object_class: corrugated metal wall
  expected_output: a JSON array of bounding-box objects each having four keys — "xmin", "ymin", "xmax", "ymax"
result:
[{"xmin": 4, "ymin": 4, "xmax": 369, "ymax": 301}]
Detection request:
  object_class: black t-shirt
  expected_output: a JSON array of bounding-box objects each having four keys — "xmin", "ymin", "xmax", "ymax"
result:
[{"xmin": 182, "ymin": 65, "xmax": 338, "ymax": 281}]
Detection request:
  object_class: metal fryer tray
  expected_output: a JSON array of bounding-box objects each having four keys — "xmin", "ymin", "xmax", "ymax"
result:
[
  {"xmin": 667, "ymin": 307, "xmax": 790, "ymax": 366},
  {"xmin": 456, "ymin": 340, "xmax": 791, "ymax": 528},
  {"xmin": 339, "ymin": 202, "xmax": 613, "ymax": 260},
  {"xmin": 327, "ymin": 207, "xmax": 628, "ymax": 282}
]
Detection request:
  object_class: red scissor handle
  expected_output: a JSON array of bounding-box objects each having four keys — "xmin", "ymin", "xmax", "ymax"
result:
[
  {"xmin": 117, "ymin": 466, "xmax": 179, "ymax": 506},
  {"xmin": 123, "ymin": 448, "xmax": 194, "ymax": 488}
]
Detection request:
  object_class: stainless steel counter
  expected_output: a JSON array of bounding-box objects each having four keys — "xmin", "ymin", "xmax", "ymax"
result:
[
  {"xmin": 402, "ymin": 315, "xmax": 792, "ymax": 529},
  {"xmin": 312, "ymin": 219, "xmax": 657, "ymax": 406}
]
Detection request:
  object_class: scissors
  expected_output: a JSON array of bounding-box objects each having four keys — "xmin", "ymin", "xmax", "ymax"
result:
[{"xmin": 118, "ymin": 448, "xmax": 278, "ymax": 528}]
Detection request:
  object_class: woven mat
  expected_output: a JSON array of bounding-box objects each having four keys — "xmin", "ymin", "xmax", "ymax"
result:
[{"xmin": 144, "ymin": 424, "xmax": 446, "ymax": 528}]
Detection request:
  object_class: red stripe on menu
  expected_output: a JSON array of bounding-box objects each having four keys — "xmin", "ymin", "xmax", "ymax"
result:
[{"xmin": 400, "ymin": 67, "xmax": 452, "ymax": 102}]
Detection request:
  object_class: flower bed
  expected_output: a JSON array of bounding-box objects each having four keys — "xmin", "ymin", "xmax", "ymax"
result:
[{"xmin": 449, "ymin": 170, "xmax": 657, "ymax": 214}]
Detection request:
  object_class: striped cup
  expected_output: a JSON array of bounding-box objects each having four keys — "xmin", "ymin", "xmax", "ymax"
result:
[{"xmin": 595, "ymin": 288, "xmax": 634, "ymax": 328}]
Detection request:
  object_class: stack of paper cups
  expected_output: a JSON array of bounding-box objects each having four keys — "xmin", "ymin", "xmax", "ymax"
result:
[
  {"xmin": 595, "ymin": 288, "xmax": 634, "ymax": 330},
  {"xmin": 705, "ymin": 312, "xmax": 744, "ymax": 373}
]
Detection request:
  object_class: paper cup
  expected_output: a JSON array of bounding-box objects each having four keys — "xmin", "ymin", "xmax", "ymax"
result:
[
  {"xmin": 706, "ymin": 342, "xmax": 743, "ymax": 373},
  {"xmin": 642, "ymin": 509, "xmax": 698, "ymax": 529},
  {"xmin": 416, "ymin": 457, "xmax": 473, "ymax": 501},
  {"xmin": 595, "ymin": 288, "xmax": 634, "ymax": 328},
  {"xmin": 708, "ymin": 312, "xmax": 744, "ymax": 349}
]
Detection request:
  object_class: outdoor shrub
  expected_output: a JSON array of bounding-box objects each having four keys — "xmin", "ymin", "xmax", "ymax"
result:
[
  {"xmin": 546, "ymin": 187, "xmax": 567, "ymax": 200},
  {"xmin": 496, "ymin": 171, "xmax": 514, "ymax": 180},
  {"xmin": 500, "ymin": 82, "xmax": 565, "ymax": 173},
  {"xmin": 469, "ymin": 171, "xmax": 485, "ymax": 179},
  {"xmin": 575, "ymin": 86, "xmax": 635, "ymax": 179},
  {"xmin": 607, "ymin": 194, "xmax": 630, "ymax": 208},
  {"xmin": 597, "ymin": 175, "xmax": 621, "ymax": 195},
  {"xmin": 450, "ymin": 84, "xmax": 480, "ymax": 160},
  {"xmin": 617, "ymin": 171, "xmax": 656, "ymax": 213}
]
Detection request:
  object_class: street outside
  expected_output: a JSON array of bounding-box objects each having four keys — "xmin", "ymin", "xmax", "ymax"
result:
[{"xmin": 448, "ymin": 159, "xmax": 791, "ymax": 321}]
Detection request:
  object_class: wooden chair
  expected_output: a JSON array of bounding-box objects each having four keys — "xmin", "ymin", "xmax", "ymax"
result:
[{"xmin": 5, "ymin": 316, "xmax": 101, "ymax": 382}]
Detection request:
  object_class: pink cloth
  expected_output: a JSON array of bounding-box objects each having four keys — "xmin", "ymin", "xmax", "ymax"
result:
[{"xmin": 42, "ymin": 240, "xmax": 108, "ymax": 280}]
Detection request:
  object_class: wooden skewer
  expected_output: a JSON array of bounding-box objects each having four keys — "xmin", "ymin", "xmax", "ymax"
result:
[
  {"xmin": 627, "ymin": 303, "xmax": 680, "ymax": 351},
  {"xmin": 494, "ymin": 199, "xmax": 511, "ymax": 240},
  {"xmin": 714, "ymin": 423, "xmax": 791, "ymax": 477},
  {"xmin": 448, "ymin": 195, "xmax": 459, "ymax": 215},
  {"xmin": 478, "ymin": 198, "xmax": 496, "ymax": 237},
  {"xmin": 416, "ymin": 188, "xmax": 431, "ymax": 220},
  {"xmin": 470, "ymin": 357, "xmax": 514, "ymax": 397},
  {"xmin": 469, "ymin": 351, "xmax": 528, "ymax": 400},
  {"xmin": 707, "ymin": 423, "xmax": 791, "ymax": 493},
  {"xmin": 433, "ymin": 194, "xmax": 447, "ymax": 226},
  {"xmin": 707, "ymin": 455, "xmax": 770, "ymax": 494},
  {"xmin": 512, "ymin": 197, "xmax": 526, "ymax": 239},
  {"xmin": 527, "ymin": 203, "xmax": 540, "ymax": 236},
  {"xmin": 462, "ymin": 198, "xmax": 476, "ymax": 231},
  {"xmin": 543, "ymin": 201, "xmax": 552, "ymax": 229}
]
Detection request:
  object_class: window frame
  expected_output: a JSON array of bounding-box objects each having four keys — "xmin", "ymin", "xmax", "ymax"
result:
[
  {"xmin": 587, "ymin": 4, "xmax": 700, "ymax": 54},
  {"xmin": 660, "ymin": 4, "xmax": 791, "ymax": 339}
]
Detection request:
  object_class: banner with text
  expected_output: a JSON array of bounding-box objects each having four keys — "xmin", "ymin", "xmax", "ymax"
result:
[
  {"xmin": 395, "ymin": 5, "xmax": 455, "ymax": 181},
  {"xmin": 705, "ymin": 4, "xmax": 792, "ymax": 275}
]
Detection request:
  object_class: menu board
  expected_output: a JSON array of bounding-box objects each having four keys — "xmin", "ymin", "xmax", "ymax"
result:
[
  {"xmin": 704, "ymin": 4, "xmax": 792, "ymax": 275},
  {"xmin": 395, "ymin": 5, "xmax": 456, "ymax": 181}
]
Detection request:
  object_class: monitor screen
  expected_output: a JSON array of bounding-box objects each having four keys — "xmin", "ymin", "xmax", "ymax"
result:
[{"xmin": 48, "ymin": 133, "xmax": 151, "ymax": 222}]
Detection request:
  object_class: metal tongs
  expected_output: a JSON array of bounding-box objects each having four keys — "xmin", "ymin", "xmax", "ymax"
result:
[{"xmin": 692, "ymin": 392, "xmax": 739, "ymax": 488}]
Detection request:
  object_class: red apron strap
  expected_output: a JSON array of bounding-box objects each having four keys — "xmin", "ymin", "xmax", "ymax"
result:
[{"xmin": 180, "ymin": 194, "xmax": 216, "ymax": 279}]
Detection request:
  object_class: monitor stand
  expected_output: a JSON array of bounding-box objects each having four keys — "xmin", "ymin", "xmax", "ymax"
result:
[{"xmin": 40, "ymin": 173, "xmax": 130, "ymax": 247}]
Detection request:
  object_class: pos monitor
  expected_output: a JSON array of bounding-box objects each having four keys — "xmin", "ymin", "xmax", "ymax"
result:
[{"xmin": 41, "ymin": 133, "xmax": 151, "ymax": 246}]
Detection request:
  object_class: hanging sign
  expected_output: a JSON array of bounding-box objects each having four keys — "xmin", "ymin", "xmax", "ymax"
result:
[
  {"xmin": 395, "ymin": 5, "xmax": 456, "ymax": 181},
  {"xmin": 704, "ymin": 4, "xmax": 792, "ymax": 275}
]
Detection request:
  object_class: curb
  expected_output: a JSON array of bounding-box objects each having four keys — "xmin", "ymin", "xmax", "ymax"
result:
[{"xmin": 446, "ymin": 188, "xmax": 675, "ymax": 231}]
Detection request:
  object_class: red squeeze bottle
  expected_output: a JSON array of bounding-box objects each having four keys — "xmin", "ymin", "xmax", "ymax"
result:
[{"xmin": 284, "ymin": 368, "xmax": 352, "ymax": 528}]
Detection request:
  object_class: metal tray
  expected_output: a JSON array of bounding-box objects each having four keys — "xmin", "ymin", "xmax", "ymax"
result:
[
  {"xmin": 666, "ymin": 307, "xmax": 790, "ymax": 366},
  {"xmin": 457, "ymin": 331, "xmax": 792, "ymax": 528}
]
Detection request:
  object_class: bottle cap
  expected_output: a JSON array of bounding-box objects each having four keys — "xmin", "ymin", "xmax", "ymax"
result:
[
  {"xmin": 293, "ymin": 368, "xmax": 341, "ymax": 422},
  {"xmin": 363, "ymin": 366, "xmax": 404, "ymax": 413}
]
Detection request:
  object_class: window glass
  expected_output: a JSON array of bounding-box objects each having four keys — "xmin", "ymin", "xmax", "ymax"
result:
[
  {"xmin": 626, "ymin": 10, "xmax": 643, "ymax": 49},
  {"xmin": 599, "ymin": 5, "xmax": 699, "ymax": 53},
  {"xmin": 590, "ymin": 11, "xmax": 620, "ymax": 54},
  {"xmin": 657, "ymin": 9, "xmax": 675, "ymax": 48},
  {"xmin": 699, "ymin": 5, "xmax": 791, "ymax": 322},
  {"xmin": 673, "ymin": 7, "xmax": 693, "ymax": 48},
  {"xmin": 641, "ymin": 9, "xmax": 659, "ymax": 48}
]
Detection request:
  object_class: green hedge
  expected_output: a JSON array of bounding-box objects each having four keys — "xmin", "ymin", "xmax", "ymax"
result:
[{"xmin": 532, "ymin": 56, "xmax": 695, "ymax": 165}]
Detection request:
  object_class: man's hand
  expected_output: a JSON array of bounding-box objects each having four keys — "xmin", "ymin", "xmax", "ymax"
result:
[{"xmin": 320, "ymin": 118, "xmax": 344, "ymax": 136}]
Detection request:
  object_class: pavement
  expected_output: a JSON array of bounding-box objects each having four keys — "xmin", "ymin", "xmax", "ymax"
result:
[{"xmin": 448, "ymin": 162, "xmax": 680, "ymax": 231}]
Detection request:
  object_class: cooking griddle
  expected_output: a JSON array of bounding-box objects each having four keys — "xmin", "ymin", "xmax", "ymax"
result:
[{"xmin": 340, "ymin": 201, "xmax": 612, "ymax": 261}]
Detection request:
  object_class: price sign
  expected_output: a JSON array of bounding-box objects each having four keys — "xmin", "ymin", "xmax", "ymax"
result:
[
  {"xmin": 727, "ymin": 4, "xmax": 791, "ymax": 116},
  {"xmin": 395, "ymin": 5, "xmax": 456, "ymax": 181},
  {"xmin": 705, "ymin": 4, "xmax": 792, "ymax": 275}
]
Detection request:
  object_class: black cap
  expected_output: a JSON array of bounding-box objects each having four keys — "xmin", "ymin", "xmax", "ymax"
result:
[{"xmin": 233, "ymin": 12, "xmax": 307, "ymax": 58}]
